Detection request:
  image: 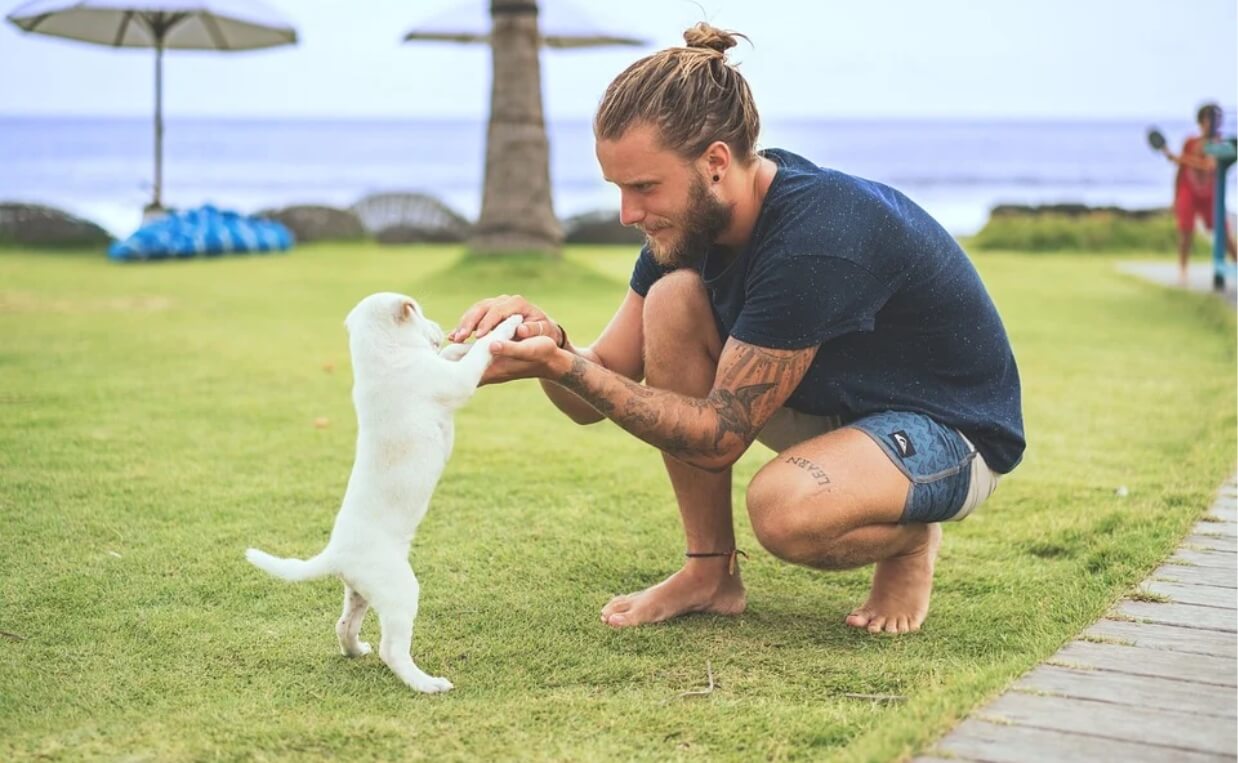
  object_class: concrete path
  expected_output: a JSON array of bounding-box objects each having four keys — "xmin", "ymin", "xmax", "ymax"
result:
[
  {"xmin": 916, "ymin": 475, "xmax": 1237, "ymax": 762},
  {"xmin": 1118, "ymin": 261, "xmax": 1238, "ymax": 307}
]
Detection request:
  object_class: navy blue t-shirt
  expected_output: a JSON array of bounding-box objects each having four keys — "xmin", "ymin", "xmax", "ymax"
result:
[{"xmin": 629, "ymin": 148, "xmax": 1025, "ymax": 474}]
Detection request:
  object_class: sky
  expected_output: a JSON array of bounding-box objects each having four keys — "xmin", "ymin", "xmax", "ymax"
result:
[{"xmin": 0, "ymin": 0, "xmax": 1234, "ymax": 121}]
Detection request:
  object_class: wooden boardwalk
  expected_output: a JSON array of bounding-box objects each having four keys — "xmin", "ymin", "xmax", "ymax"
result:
[{"xmin": 917, "ymin": 475, "xmax": 1237, "ymax": 762}]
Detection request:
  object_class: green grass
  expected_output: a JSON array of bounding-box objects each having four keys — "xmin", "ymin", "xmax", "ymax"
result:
[{"xmin": 1, "ymin": 243, "xmax": 1234, "ymax": 762}]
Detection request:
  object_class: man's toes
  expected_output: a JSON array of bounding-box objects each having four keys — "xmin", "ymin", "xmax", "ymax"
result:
[
  {"xmin": 602, "ymin": 599, "xmax": 632, "ymax": 619},
  {"xmin": 602, "ymin": 595, "xmax": 631, "ymax": 614},
  {"xmin": 602, "ymin": 599, "xmax": 633, "ymax": 627},
  {"xmin": 845, "ymin": 608, "xmax": 872, "ymax": 628},
  {"xmin": 888, "ymin": 617, "xmax": 906, "ymax": 634},
  {"xmin": 866, "ymin": 616, "xmax": 887, "ymax": 634}
]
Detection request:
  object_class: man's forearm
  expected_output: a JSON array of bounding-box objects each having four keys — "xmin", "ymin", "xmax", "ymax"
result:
[
  {"xmin": 538, "ymin": 383, "xmax": 602, "ymax": 429},
  {"xmin": 548, "ymin": 352, "xmax": 770, "ymax": 472},
  {"xmin": 537, "ymin": 345, "xmax": 607, "ymax": 424}
]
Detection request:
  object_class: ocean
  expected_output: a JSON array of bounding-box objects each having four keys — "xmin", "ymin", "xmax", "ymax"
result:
[{"xmin": 2, "ymin": 115, "xmax": 1235, "ymax": 239}]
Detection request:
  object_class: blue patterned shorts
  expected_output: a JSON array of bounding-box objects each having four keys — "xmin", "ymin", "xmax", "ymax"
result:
[
  {"xmin": 848, "ymin": 411, "xmax": 988, "ymax": 524},
  {"xmin": 757, "ymin": 408, "xmax": 999, "ymax": 524}
]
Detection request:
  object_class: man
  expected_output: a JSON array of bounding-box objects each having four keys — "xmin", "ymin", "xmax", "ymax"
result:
[
  {"xmin": 450, "ymin": 24, "xmax": 1025, "ymax": 635},
  {"xmin": 1159, "ymin": 103, "xmax": 1236, "ymax": 284}
]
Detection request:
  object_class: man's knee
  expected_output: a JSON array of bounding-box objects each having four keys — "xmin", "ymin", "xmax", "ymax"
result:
[
  {"xmin": 747, "ymin": 456, "xmax": 875, "ymax": 569},
  {"xmin": 643, "ymin": 270, "xmax": 718, "ymax": 384},
  {"xmin": 746, "ymin": 463, "xmax": 827, "ymax": 566},
  {"xmin": 644, "ymin": 269, "xmax": 708, "ymax": 327}
]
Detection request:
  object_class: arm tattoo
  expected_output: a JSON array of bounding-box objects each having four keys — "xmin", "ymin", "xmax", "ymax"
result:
[
  {"xmin": 559, "ymin": 356, "xmax": 613, "ymax": 415},
  {"xmin": 710, "ymin": 384, "xmax": 776, "ymax": 447},
  {"xmin": 555, "ymin": 341, "xmax": 816, "ymax": 470}
]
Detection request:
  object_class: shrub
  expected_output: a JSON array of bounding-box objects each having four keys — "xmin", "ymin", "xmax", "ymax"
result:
[
  {"xmin": 0, "ymin": 202, "xmax": 111, "ymax": 249},
  {"xmin": 972, "ymin": 204, "xmax": 1213, "ymax": 254}
]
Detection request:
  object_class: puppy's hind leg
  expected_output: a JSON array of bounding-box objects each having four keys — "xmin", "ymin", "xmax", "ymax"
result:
[
  {"xmin": 336, "ymin": 584, "xmax": 371, "ymax": 657},
  {"xmin": 373, "ymin": 569, "xmax": 453, "ymax": 694}
]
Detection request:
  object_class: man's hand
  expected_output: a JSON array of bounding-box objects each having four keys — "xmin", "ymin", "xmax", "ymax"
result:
[
  {"xmin": 483, "ymin": 335, "xmax": 565, "ymax": 383},
  {"xmin": 450, "ymin": 294, "xmax": 564, "ymax": 347}
]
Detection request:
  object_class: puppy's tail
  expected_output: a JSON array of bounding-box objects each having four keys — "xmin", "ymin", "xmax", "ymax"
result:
[{"xmin": 245, "ymin": 548, "xmax": 335, "ymax": 582}]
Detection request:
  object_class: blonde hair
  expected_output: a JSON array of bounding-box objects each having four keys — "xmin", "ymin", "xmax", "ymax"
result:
[{"xmin": 594, "ymin": 23, "xmax": 760, "ymax": 164}]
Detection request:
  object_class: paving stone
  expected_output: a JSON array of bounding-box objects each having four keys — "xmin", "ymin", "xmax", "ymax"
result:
[
  {"xmin": 1152, "ymin": 564, "xmax": 1236, "ymax": 589},
  {"xmin": 1084, "ymin": 618, "xmax": 1237, "ymax": 658},
  {"xmin": 1167, "ymin": 548, "xmax": 1238, "ymax": 570},
  {"xmin": 1145, "ymin": 580, "xmax": 1238, "ymax": 609},
  {"xmin": 1116, "ymin": 599, "xmax": 1237, "ymax": 633},
  {"xmin": 935, "ymin": 717, "xmax": 1232, "ymax": 762},
  {"xmin": 1051, "ymin": 640, "xmax": 1237, "ymax": 685},
  {"xmin": 1015, "ymin": 663, "xmax": 1237, "ymax": 717},
  {"xmin": 982, "ymin": 693, "xmax": 1234, "ymax": 755}
]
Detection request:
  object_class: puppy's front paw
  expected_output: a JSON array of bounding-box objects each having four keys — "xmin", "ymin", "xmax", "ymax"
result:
[
  {"xmin": 411, "ymin": 675, "xmax": 454, "ymax": 694},
  {"xmin": 492, "ymin": 314, "xmax": 524, "ymax": 342},
  {"xmin": 438, "ymin": 342, "xmax": 471, "ymax": 362}
]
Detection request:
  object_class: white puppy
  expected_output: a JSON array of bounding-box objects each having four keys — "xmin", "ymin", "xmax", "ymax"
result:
[{"xmin": 246, "ymin": 292, "xmax": 520, "ymax": 694}]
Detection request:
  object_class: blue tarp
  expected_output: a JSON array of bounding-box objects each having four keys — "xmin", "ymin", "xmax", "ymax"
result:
[{"xmin": 108, "ymin": 205, "xmax": 294, "ymax": 261}]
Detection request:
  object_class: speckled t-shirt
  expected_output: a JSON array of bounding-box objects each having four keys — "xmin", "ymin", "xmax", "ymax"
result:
[{"xmin": 629, "ymin": 148, "xmax": 1025, "ymax": 474}]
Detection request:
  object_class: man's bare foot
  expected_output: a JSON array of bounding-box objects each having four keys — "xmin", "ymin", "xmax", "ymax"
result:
[
  {"xmin": 845, "ymin": 523, "xmax": 942, "ymax": 634},
  {"xmin": 600, "ymin": 557, "xmax": 746, "ymax": 628}
]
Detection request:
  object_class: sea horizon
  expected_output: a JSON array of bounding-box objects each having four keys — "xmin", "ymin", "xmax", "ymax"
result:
[{"xmin": 2, "ymin": 113, "xmax": 1234, "ymax": 239}]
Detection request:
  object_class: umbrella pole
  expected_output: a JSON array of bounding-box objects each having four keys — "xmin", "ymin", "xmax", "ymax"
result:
[{"xmin": 152, "ymin": 41, "xmax": 164, "ymax": 213}]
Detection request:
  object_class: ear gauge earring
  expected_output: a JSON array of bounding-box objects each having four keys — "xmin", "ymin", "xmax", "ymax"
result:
[{"xmin": 712, "ymin": 174, "xmax": 720, "ymax": 183}]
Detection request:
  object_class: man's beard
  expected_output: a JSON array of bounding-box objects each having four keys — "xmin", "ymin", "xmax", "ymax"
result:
[{"xmin": 645, "ymin": 174, "xmax": 733, "ymax": 268}]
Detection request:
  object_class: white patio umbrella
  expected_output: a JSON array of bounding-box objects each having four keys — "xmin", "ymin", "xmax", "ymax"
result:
[{"xmin": 5, "ymin": 0, "xmax": 297, "ymax": 213}]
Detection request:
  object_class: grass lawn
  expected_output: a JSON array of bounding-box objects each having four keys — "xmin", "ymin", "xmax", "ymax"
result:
[{"xmin": 1, "ymin": 243, "xmax": 1234, "ymax": 762}]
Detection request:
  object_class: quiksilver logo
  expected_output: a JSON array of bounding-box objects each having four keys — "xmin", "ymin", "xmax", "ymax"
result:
[{"xmin": 889, "ymin": 431, "xmax": 916, "ymax": 458}]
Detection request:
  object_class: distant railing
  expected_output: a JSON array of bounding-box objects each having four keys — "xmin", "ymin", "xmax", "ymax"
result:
[{"xmin": 350, "ymin": 193, "xmax": 470, "ymax": 242}]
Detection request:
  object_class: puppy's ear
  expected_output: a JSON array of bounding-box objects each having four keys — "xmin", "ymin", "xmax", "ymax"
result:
[{"xmin": 399, "ymin": 300, "xmax": 416, "ymax": 323}]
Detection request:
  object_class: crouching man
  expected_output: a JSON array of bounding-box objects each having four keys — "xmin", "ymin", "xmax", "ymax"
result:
[{"xmin": 450, "ymin": 23, "xmax": 1025, "ymax": 634}]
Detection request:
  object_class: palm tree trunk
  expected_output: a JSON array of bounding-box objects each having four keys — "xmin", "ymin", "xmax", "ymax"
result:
[{"xmin": 468, "ymin": 0, "xmax": 562, "ymax": 256}]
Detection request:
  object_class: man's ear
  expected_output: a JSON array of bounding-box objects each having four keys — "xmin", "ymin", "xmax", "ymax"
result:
[{"xmin": 703, "ymin": 140, "xmax": 733, "ymax": 182}]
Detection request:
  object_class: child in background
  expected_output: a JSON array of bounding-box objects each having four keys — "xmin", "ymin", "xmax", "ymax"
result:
[{"xmin": 1160, "ymin": 103, "xmax": 1236, "ymax": 284}]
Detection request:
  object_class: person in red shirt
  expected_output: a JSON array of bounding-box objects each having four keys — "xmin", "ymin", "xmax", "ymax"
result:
[{"xmin": 1160, "ymin": 103, "xmax": 1236, "ymax": 284}]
